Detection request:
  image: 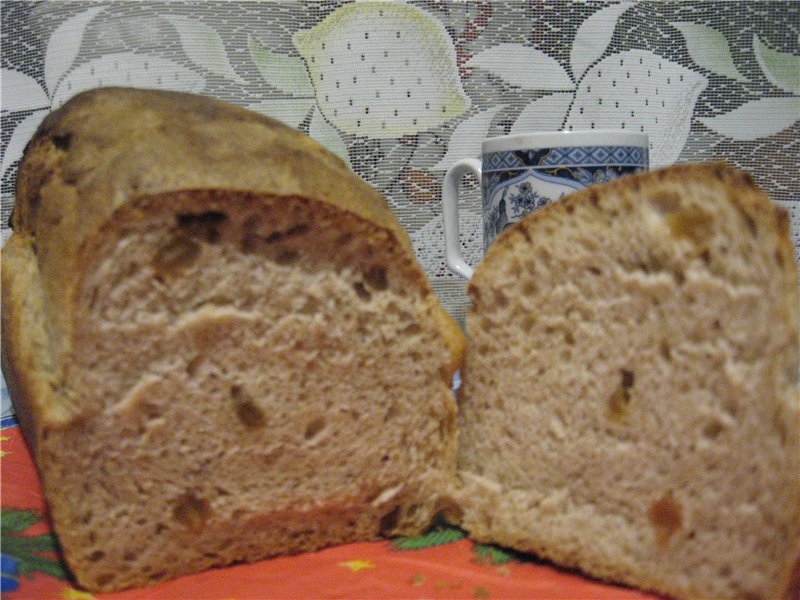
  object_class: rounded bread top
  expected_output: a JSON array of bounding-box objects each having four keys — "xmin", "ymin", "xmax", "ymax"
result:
[{"xmin": 14, "ymin": 87, "xmax": 410, "ymax": 250}]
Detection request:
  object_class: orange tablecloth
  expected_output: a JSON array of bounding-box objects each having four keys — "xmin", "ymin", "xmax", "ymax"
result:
[{"xmin": 1, "ymin": 421, "xmax": 659, "ymax": 599}]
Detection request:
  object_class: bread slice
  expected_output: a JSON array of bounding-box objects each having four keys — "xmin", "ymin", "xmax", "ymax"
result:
[
  {"xmin": 455, "ymin": 164, "xmax": 799, "ymax": 600},
  {"xmin": 1, "ymin": 87, "xmax": 464, "ymax": 591}
]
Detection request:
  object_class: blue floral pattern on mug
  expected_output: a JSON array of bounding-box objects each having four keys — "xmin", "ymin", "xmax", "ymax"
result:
[{"xmin": 481, "ymin": 145, "xmax": 648, "ymax": 249}]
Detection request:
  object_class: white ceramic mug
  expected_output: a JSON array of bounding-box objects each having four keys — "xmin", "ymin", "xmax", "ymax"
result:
[{"xmin": 442, "ymin": 130, "xmax": 649, "ymax": 279}]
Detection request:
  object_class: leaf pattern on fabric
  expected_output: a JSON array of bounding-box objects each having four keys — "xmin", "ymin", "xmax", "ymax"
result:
[
  {"xmin": 44, "ymin": 6, "xmax": 105, "ymax": 96},
  {"xmin": 467, "ymin": 44, "xmax": 574, "ymax": 90},
  {"xmin": 249, "ymin": 35, "xmax": 315, "ymax": 97},
  {"xmin": 51, "ymin": 52, "xmax": 205, "ymax": 107},
  {"xmin": 162, "ymin": 16, "xmax": 246, "ymax": 84},
  {"xmin": 510, "ymin": 93, "xmax": 574, "ymax": 134},
  {"xmin": 1, "ymin": 70, "xmax": 50, "ymax": 113},
  {"xmin": 434, "ymin": 105, "xmax": 506, "ymax": 170},
  {"xmin": 1, "ymin": 109, "xmax": 49, "ymax": 181},
  {"xmin": 1, "ymin": 508, "xmax": 68, "ymax": 581},
  {"xmin": 473, "ymin": 543, "xmax": 518, "ymax": 565},
  {"xmin": 570, "ymin": 1, "xmax": 637, "ymax": 80},
  {"xmin": 247, "ymin": 99, "xmax": 315, "ymax": 129},
  {"xmin": 391, "ymin": 525, "xmax": 467, "ymax": 550},
  {"xmin": 670, "ymin": 22, "xmax": 747, "ymax": 82},
  {"xmin": 753, "ymin": 35, "xmax": 800, "ymax": 94},
  {"xmin": 309, "ymin": 106, "xmax": 351, "ymax": 166},
  {"xmin": 698, "ymin": 97, "xmax": 800, "ymax": 141}
]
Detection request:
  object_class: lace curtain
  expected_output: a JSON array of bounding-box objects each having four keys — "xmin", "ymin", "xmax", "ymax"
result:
[{"xmin": 2, "ymin": 1, "xmax": 798, "ymax": 418}]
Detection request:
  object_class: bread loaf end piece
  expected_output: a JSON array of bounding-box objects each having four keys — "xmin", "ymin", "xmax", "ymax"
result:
[
  {"xmin": 1, "ymin": 88, "xmax": 463, "ymax": 591},
  {"xmin": 457, "ymin": 164, "xmax": 799, "ymax": 600}
]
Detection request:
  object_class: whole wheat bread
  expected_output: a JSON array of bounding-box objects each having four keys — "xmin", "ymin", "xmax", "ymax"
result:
[
  {"xmin": 455, "ymin": 164, "xmax": 799, "ymax": 600},
  {"xmin": 1, "ymin": 88, "xmax": 465, "ymax": 591}
]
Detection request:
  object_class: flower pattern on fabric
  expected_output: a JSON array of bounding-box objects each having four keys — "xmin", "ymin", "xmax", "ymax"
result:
[{"xmin": 0, "ymin": 508, "xmax": 68, "ymax": 592}]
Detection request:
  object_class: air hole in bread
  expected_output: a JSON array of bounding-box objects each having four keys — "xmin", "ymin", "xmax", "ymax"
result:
[
  {"xmin": 702, "ymin": 419, "xmax": 724, "ymax": 439},
  {"xmin": 608, "ymin": 369, "xmax": 635, "ymax": 420},
  {"xmin": 773, "ymin": 409, "xmax": 787, "ymax": 445},
  {"xmin": 740, "ymin": 211, "xmax": 757, "ymax": 237},
  {"xmin": 230, "ymin": 385, "xmax": 266, "ymax": 429},
  {"xmin": 648, "ymin": 492, "xmax": 682, "ymax": 546},
  {"xmin": 494, "ymin": 290, "xmax": 509, "ymax": 308},
  {"xmin": 304, "ymin": 417, "xmax": 326, "ymax": 441},
  {"xmin": 153, "ymin": 236, "xmax": 200, "ymax": 275},
  {"xmin": 299, "ymin": 296, "xmax": 320, "ymax": 315},
  {"xmin": 722, "ymin": 393, "xmax": 738, "ymax": 417},
  {"xmin": 186, "ymin": 355, "xmax": 203, "ymax": 378},
  {"xmin": 700, "ymin": 249, "xmax": 711, "ymax": 264},
  {"xmin": 124, "ymin": 552, "xmax": 137, "ymax": 562},
  {"xmin": 353, "ymin": 282, "xmax": 372, "ymax": 301},
  {"xmin": 365, "ymin": 265, "xmax": 389, "ymax": 291},
  {"xmin": 666, "ymin": 206, "xmax": 713, "ymax": 243},
  {"xmin": 379, "ymin": 506, "xmax": 401, "ymax": 534},
  {"xmin": 96, "ymin": 573, "xmax": 115, "ymax": 587},
  {"xmin": 775, "ymin": 247, "xmax": 785, "ymax": 268},
  {"xmin": 148, "ymin": 571, "xmax": 166, "ymax": 582},
  {"xmin": 648, "ymin": 190, "xmax": 680, "ymax": 214},
  {"xmin": 434, "ymin": 496, "xmax": 464, "ymax": 525},
  {"xmin": 401, "ymin": 323, "xmax": 421, "ymax": 336},
  {"xmin": 89, "ymin": 550, "xmax": 105, "ymax": 562},
  {"xmin": 177, "ymin": 211, "xmax": 228, "ymax": 243},
  {"xmin": 384, "ymin": 403, "xmax": 398, "ymax": 423},
  {"xmin": 659, "ymin": 341, "xmax": 672, "ymax": 361},
  {"xmin": 173, "ymin": 493, "xmax": 211, "ymax": 532},
  {"xmin": 241, "ymin": 233, "xmax": 261, "ymax": 253}
]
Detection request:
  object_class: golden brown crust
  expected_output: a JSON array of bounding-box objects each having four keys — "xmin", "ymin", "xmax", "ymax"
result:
[{"xmin": 5, "ymin": 87, "xmax": 465, "ymax": 435}]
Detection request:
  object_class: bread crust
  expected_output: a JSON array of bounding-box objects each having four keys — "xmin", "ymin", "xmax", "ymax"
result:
[{"xmin": 5, "ymin": 87, "xmax": 464, "ymax": 432}]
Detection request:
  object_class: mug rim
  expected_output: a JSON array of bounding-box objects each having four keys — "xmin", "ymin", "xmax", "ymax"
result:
[{"xmin": 483, "ymin": 129, "xmax": 649, "ymax": 153}]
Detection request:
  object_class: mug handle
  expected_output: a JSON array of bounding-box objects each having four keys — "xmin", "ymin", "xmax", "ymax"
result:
[{"xmin": 442, "ymin": 158, "xmax": 481, "ymax": 280}]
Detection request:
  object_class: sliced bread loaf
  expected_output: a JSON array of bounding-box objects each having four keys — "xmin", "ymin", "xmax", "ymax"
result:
[
  {"xmin": 1, "ymin": 88, "xmax": 464, "ymax": 591},
  {"xmin": 456, "ymin": 164, "xmax": 799, "ymax": 599}
]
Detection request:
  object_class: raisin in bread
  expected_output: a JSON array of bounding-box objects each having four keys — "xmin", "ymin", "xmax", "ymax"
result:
[
  {"xmin": 1, "ymin": 87, "xmax": 465, "ymax": 591},
  {"xmin": 455, "ymin": 164, "xmax": 799, "ymax": 600}
]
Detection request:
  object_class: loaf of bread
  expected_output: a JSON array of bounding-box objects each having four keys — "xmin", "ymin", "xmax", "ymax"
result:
[
  {"xmin": 1, "ymin": 87, "xmax": 465, "ymax": 591},
  {"xmin": 455, "ymin": 164, "xmax": 799, "ymax": 599}
]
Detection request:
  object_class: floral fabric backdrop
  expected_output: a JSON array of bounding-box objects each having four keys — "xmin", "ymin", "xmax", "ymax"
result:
[{"xmin": 1, "ymin": 0, "xmax": 799, "ymax": 423}]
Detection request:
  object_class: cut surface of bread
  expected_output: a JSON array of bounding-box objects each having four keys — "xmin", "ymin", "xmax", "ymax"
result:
[
  {"xmin": 456, "ymin": 164, "xmax": 799, "ymax": 600},
  {"xmin": 1, "ymin": 88, "xmax": 463, "ymax": 591}
]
